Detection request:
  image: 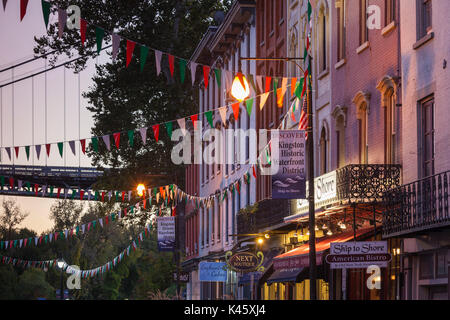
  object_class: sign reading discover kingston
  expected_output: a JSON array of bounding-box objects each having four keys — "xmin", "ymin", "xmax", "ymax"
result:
[{"xmin": 326, "ymin": 241, "xmax": 392, "ymax": 269}]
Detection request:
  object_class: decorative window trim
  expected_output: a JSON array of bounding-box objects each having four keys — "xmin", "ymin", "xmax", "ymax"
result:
[
  {"xmin": 352, "ymin": 91, "xmax": 371, "ymax": 118},
  {"xmin": 332, "ymin": 105, "xmax": 348, "ymax": 127},
  {"xmin": 376, "ymin": 75, "xmax": 398, "ymax": 108},
  {"xmin": 356, "ymin": 41, "xmax": 370, "ymax": 54},
  {"xmin": 335, "ymin": 59, "xmax": 346, "ymax": 70},
  {"xmin": 381, "ymin": 21, "xmax": 396, "ymax": 36}
]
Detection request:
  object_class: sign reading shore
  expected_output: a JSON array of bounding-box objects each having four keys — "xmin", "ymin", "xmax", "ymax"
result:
[
  {"xmin": 271, "ymin": 130, "xmax": 306, "ymax": 199},
  {"xmin": 326, "ymin": 241, "xmax": 392, "ymax": 269}
]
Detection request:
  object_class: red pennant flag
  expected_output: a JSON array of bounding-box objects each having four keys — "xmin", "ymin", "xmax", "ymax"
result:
[
  {"xmin": 121, "ymin": 191, "xmax": 125, "ymax": 202},
  {"xmin": 101, "ymin": 192, "xmax": 105, "ymax": 202},
  {"xmin": 34, "ymin": 184, "xmax": 39, "ymax": 196},
  {"xmin": 46, "ymin": 144, "xmax": 51, "ymax": 157},
  {"xmin": 172, "ymin": 207, "xmax": 176, "ymax": 217},
  {"xmin": 38, "ymin": 236, "xmax": 42, "ymax": 245},
  {"xmin": 80, "ymin": 19, "xmax": 87, "ymax": 46},
  {"xmin": 252, "ymin": 165, "xmax": 257, "ymax": 178},
  {"xmin": 143, "ymin": 200, "xmax": 147, "ymax": 209},
  {"xmin": 9, "ymin": 177, "xmax": 14, "ymax": 189},
  {"xmin": 237, "ymin": 72, "xmax": 245, "ymax": 88},
  {"xmin": 20, "ymin": 0, "xmax": 29, "ymax": 21},
  {"xmin": 152, "ymin": 125, "xmax": 160, "ymax": 142},
  {"xmin": 203, "ymin": 66, "xmax": 210, "ymax": 89},
  {"xmin": 80, "ymin": 139, "xmax": 86, "ymax": 154},
  {"xmin": 80, "ymin": 190, "xmax": 85, "ymax": 200},
  {"xmin": 126, "ymin": 40, "xmax": 136, "ymax": 67},
  {"xmin": 105, "ymin": 216, "xmax": 109, "ymax": 225},
  {"xmin": 57, "ymin": 188, "xmax": 61, "ymax": 198},
  {"xmin": 14, "ymin": 147, "xmax": 19, "ymax": 158},
  {"xmin": 236, "ymin": 182, "xmax": 240, "ymax": 194},
  {"xmin": 265, "ymin": 76, "xmax": 272, "ymax": 93},
  {"xmin": 232, "ymin": 102, "xmax": 240, "ymax": 121},
  {"xmin": 113, "ymin": 132, "xmax": 121, "ymax": 148},
  {"xmin": 190, "ymin": 114, "xmax": 198, "ymax": 130},
  {"xmin": 123, "ymin": 208, "xmax": 127, "ymax": 217},
  {"xmin": 168, "ymin": 54, "xmax": 175, "ymax": 77}
]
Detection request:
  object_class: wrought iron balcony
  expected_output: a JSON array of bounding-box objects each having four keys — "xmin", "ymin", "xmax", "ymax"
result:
[
  {"xmin": 337, "ymin": 164, "xmax": 402, "ymax": 203},
  {"xmin": 383, "ymin": 170, "xmax": 450, "ymax": 238},
  {"xmin": 237, "ymin": 199, "xmax": 290, "ymax": 235}
]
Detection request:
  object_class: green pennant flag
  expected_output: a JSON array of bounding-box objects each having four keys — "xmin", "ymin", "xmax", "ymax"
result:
[
  {"xmin": 128, "ymin": 130, "xmax": 134, "ymax": 147},
  {"xmin": 94, "ymin": 191, "xmax": 99, "ymax": 201},
  {"xmin": 179, "ymin": 59, "xmax": 187, "ymax": 84},
  {"xmin": 214, "ymin": 69, "xmax": 221, "ymax": 87},
  {"xmin": 308, "ymin": 0, "xmax": 312, "ymax": 21},
  {"xmin": 95, "ymin": 27, "xmax": 105, "ymax": 54},
  {"xmin": 93, "ymin": 220, "xmax": 97, "ymax": 229},
  {"xmin": 205, "ymin": 110, "xmax": 214, "ymax": 128},
  {"xmin": 49, "ymin": 186, "xmax": 54, "ymax": 197},
  {"xmin": 266, "ymin": 149, "xmax": 271, "ymax": 165},
  {"xmin": 76, "ymin": 226, "xmax": 79, "ymax": 235},
  {"xmin": 72, "ymin": 189, "xmax": 76, "ymax": 200},
  {"xmin": 57, "ymin": 142, "xmax": 63, "ymax": 158},
  {"xmin": 273, "ymin": 78, "xmax": 279, "ymax": 93},
  {"xmin": 295, "ymin": 78, "xmax": 304, "ymax": 100},
  {"xmin": 165, "ymin": 122, "xmax": 173, "ymax": 139},
  {"xmin": 25, "ymin": 146, "xmax": 30, "ymax": 160},
  {"xmin": 140, "ymin": 46, "xmax": 149, "ymax": 72},
  {"xmin": 0, "ymin": 176, "xmax": 4, "ymax": 188},
  {"xmin": 41, "ymin": 1, "xmax": 50, "ymax": 29},
  {"xmin": 25, "ymin": 182, "xmax": 31, "ymax": 192},
  {"xmin": 115, "ymin": 191, "xmax": 119, "ymax": 202},
  {"xmin": 91, "ymin": 137, "xmax": 99, "ymax": 152},
  {"xmin": 245, "ymin": 98, "xmax": 254, "ymax": 116}
]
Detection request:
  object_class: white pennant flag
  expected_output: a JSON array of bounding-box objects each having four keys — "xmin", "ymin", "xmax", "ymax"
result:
[
  {"xmin": 112, "ymin": 34, "xmax": 121, "ymax": 61},
  {"xmin": 35, "ymin": 237, "xmax": 38, "ymax": 246},
  {"xmin": 128, "ymin": 191, "xmax": 132, "ymax": 201},
  {"xmin": 102, "ymin": 135, "xmax": 111, "ymax": 151},
  {"xmin": 81, "ymin": 224, "xmax": 85, "ymax": 234},
  {"xmin": 155, "ymin": 50, "xmax": 163, "ymax": 75},
  {"xmin": 139, "ymin": 127, "xmax": 147, "ymax": 144},
  {"xmin": 18, "ymin": 180, "xmax": 23, "ymax": 190},
  {"xmin": 219, "ymin": 107, "xmax": 227, "ymax": 125},
  {"xmin": 42, "ymin": 185, "xmax": 47, "ymax": 197},
  {"xmin": 19, "ymin": 239, "xmax": 23, "ymax": 248},
  {"xmin": 256, "ymin": 75, "xmax": 264, "ymax": 93},
  {"xmin": 64, "ymin": 189, "xmax": 68, "ymax": 199},
  {"xmin": 49, "ymin": 233, "xmax": 53, "ymax": 242},
  {"xmin": 64, "ymin": 230, "xmax": 68, "ymax": 239},
  {"xmin": 259, "ymin": 92, "xmax": 270, "ymax": 110},
  {"xmin": 69, "ymin": 141, "xmax": 76, "ymax": 155},
  {"xmin": 87, "ymin": 190, "xmax": 92, "ymax": 201},
  {"xmin": 177, "ymin": 118, "xmax": 186, "ymax": 136},
  {"xmin": 99, "ymin": 218, "xmax": 104, "ymax": 228},
  {"xmin": 108, "ymin": 191, "xmax": 112, "ymax": 201},
  {"xmin": 190, "ymin": 62, "xmax": 198, "ymax": 86}
]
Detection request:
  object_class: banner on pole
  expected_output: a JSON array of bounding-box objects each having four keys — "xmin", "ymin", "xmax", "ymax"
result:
[
  {"xmin": 157, "ymin": 217, "xmax": 175, "ymax": 251},
  {"xmin": 271, "ymin": 130, "xmax": 306, "ymax": 199}
]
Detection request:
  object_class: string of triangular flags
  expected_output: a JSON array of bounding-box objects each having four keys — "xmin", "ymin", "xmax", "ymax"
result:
[
  {"xmin": 0, "ymin": 82, "xmax": 304, "ymax": 158},
  {"xmin": 0, "ymin": 188, "xmax": 175, "ymax": 250},
  {"xmin": 0, "ymin": 224, "xmax": 153, "ymax": 279}
]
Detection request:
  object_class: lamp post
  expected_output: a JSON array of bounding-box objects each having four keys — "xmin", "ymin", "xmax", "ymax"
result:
[
  {"xmin": 56, "ymin": 257, "xmax": 65, "ymax": 301},
  {"xmin": 231, "ymin": 55, "xmax": 316, "ymax": 300}
]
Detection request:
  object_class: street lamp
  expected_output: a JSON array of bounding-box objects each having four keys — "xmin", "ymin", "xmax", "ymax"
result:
[
  {"xmin": 231, "ymin": 72, "xmax": 250, "ymax": 101},
  {"xmin": 57, "ymin": 258, "xmax": 65, "ymax": 301},
  {"xmin": 236, "ymin": 55, "xmax": 317, "ymax": 300},
  {"xmin": 136, "ymin": 184, "xmax": 145, "ymax": 197}
]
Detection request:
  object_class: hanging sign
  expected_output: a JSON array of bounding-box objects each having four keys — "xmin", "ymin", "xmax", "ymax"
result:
[
  {"xmin": 199, "ymin": 261, "xmax": 227, "ymax": 282},
  {"xmin": 326, "ymin": 241, "xmax": 391, "ymax": 269},
  {"xmin": 157, "ymin": 217, "xmax": 175, "ymax": 251},
  {"xmin": 271, "ymin": 130, "xmax": 306, "ymax": 199},
  {"xmin": 225, "ymin": 251, "xmax": 265, "ymax": 273}
]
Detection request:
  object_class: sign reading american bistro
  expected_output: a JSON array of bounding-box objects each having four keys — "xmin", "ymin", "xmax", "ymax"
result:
[
  {"xmin": 326, "ymin": 241, "xmax": 392, "ymax": 269},
  {"xmin": 225, "ymin": 251, "xmax": 265, "ymax": 273}
]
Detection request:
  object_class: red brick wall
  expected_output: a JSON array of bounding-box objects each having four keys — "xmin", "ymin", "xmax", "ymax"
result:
[{"xmin": 331, "ymin": 0, "xmax": 400, "ymax": 166}]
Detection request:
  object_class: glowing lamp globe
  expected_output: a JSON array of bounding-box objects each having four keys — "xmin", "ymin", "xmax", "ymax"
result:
[
  {"xmin": 137, "ymin": 184, "xmax": 146, "ymax": 197},
  {"xmin": 231, "ymin": 74, "xmax": 250, "ymax": 102}
]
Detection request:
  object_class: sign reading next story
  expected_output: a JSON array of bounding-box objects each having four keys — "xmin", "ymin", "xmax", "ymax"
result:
[{"xmin": 271, "ymin": 130, "xmax": 306, "ymax": 199}]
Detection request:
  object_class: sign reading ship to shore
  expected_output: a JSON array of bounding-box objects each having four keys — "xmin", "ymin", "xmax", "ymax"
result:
[
  {"xmin": 271, "ymin": 130, "xmax": 306, "ymax": 199},
  {"xmin": 225, "ymin": 251, "xmax": 265, "ymax": 273}
]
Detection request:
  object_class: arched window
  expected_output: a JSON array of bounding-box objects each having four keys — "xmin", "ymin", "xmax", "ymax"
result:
[
  {"xmin": 377, "ymin": 76, "xmax": 398, "ymax": 164},
  {"xmin": 353, "ymin": 92, "xmax": 371, "ymax": 164},
  {"xmin": 332, "ymin": 105, "xmax": 347, "ymax": 169},
  {"xmin": 320, "ymin": 126, "xmax": 328, "ymax": 175},
  {"xmin": 318, "ymin": 3, "xmax": 328, "ymax": 73}
]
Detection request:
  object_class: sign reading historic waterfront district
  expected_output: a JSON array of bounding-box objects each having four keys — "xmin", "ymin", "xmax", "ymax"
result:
[
  {"xmin": 271, "ymin": 130, "xmax": 306, "ymax": 199},
  {"xmin": 199, "ymin": 261, "xmax": 227, "ymax": 282},
  {"xmin": 225, "ymin": 251, "xmax": 264, "ymax": 273},
  {"xmin": 326, "ymin": 241, "xmax": 392, "ymax": 269},
  {"xmin": 157, "ymin": 217, "xmax": 175, "ymax": 252}
]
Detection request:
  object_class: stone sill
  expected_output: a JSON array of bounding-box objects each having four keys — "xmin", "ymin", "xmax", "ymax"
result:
[
  {"xmin": 335, "ymin": 59, "xmax": 346, "ymax": 70},
  {"xmin": 356, "ymin": 41, "xmax": 370, "ymax": 54},
  {"xmin": 413, "ymin": 32, "xmax": 434, "ymax": 50},
  {"xmin": 318, "ymin": 68, "xmax": 329, "ymax": 80},
  {"xmin": 382, "ymin": 21, "xmax": 396, "ymax": 36}
]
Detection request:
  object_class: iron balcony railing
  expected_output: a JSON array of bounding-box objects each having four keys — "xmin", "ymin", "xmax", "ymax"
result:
[
  {"xmin": 383, "ymin": 170, "xmax": 450, "ymax": 238},
  {"xmin": 238, "ymin": 164, "xmax": 402, "ymax": 235}
]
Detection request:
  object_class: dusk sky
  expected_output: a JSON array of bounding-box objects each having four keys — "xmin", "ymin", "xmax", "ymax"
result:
[{"xmin": 0, "ymin": 2, "xmax": 105, "ymax": 233}]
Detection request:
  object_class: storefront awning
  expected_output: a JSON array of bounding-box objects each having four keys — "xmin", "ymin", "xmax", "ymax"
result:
[
  {"xmin": 273, "ymin": 228, "xmax": 374, "ymax": 270},
  {"xmin": 266, "ymin": 268, "xmax": 306, "ymax": 284}
]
